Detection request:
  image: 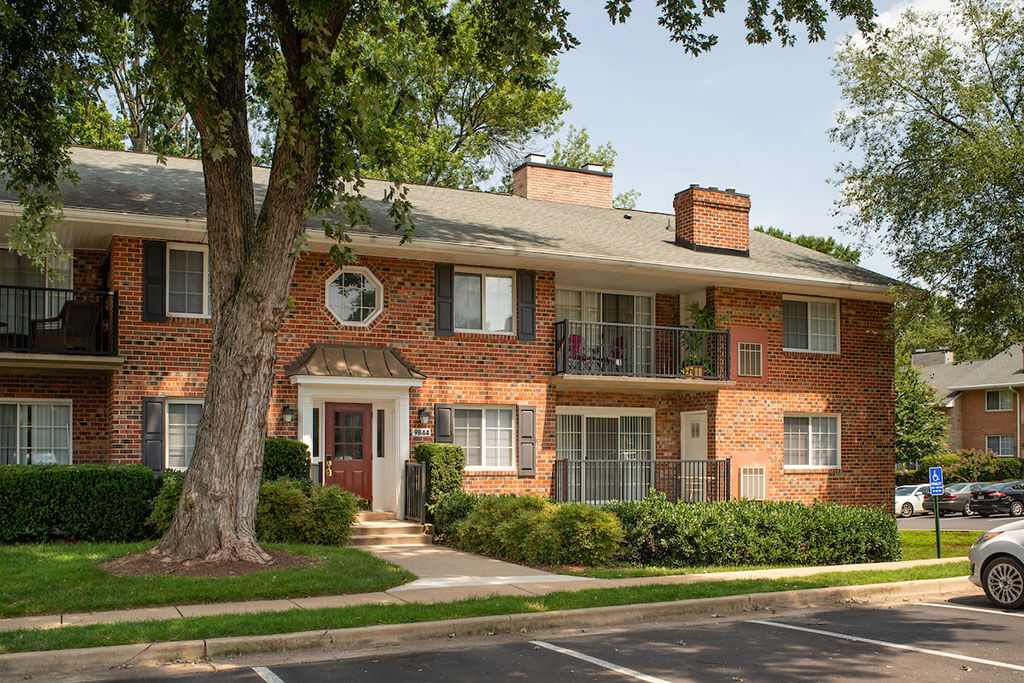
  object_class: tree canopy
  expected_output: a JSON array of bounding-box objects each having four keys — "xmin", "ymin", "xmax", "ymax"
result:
[
  {"xmin": 753, "ymin": 226, "xmax": 861, "ymax": 264},
  {"xmin": 832, "ymin": 0, "xmax": 1024, "ymax": 347},
  {"xmin": 894, "ymin": 355, "xmax": 949, "ymax": 468}
]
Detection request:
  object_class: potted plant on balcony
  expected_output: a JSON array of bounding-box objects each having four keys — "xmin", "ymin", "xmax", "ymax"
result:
[{"xmin": 681, "ymin": 302, "xmax": 727, "ymax": 377}]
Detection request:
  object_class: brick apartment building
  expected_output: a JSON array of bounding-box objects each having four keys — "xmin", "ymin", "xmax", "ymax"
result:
[
  {"xmin": 0, "ymin": 148, "xmax": 897, "ymax": 515},
  {"xmin": 914, "ymin": 346, "xmax": 1024, "ymax": 458}
]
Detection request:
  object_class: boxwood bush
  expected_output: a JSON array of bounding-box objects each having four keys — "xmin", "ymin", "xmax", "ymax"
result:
[
  {"xmin": 415, "ymin": 442, "xmax": 466, "ymax": 510},
  {"xmin": 0, "ymin": 464, "xmax": 156, "ymax": 543},
  {"xmin": 431, "ymin": 490, "xmax": 481, "ymax": 540},
  {"xmin": 263, "ymin": 438, "xmax": 311, "ymax": 482},
  {"xmin": 606, "ymin": 494, "xmax": 901, "ymax": 567},
  {"xmin": 150, "ymin": 475, "xmax": 357, "ymax": 545},
  {"xmin": 450, "ymin": 494, "xmax": 624, "ymax": 566}
]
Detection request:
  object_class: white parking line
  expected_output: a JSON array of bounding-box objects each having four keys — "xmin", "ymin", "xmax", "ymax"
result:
[
  {"xmin": 748, "ymin": 619, "xmax": 1024, "ymax": 672},
  {"xmin": 530, "ymin": 640, "xmax": 671, "ymax": 683},
  {"xmin": 913, "ymin": 601, "xmax": 1024, "ymax": 618},
  {"xmin": 252, "ymin": 667, "xmax": 285, "ymax": 683}
]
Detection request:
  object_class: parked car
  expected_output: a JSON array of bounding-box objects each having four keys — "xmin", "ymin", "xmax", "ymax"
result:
[
  {"xmin": 970, "ymin": 481, "xmax": 1024, "ymax": 518},
  {"xmin": 969, "ymin": 518, "xmax": 1024, "ymax": 608},
  {"xmin": 895, "ymin": 484, "xmax": 930, "ymax": 517},
  {"xmin": 923, "ymin": 482, "xmax": 990, "ymax": 516}
]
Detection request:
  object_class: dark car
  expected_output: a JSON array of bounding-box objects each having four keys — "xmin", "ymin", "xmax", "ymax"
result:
[
  {"xmin": 923, "ymin": 482, "xmax": 991, "ymax": 516},
  {"xmin": 970, "ymin": 481, "xmax": 1024, "ymax": 517}
]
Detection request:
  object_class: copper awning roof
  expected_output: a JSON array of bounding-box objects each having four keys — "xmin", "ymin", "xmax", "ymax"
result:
[{"xmin": 285, "ymin": 344, "xmax": 426, "ymax": 380}]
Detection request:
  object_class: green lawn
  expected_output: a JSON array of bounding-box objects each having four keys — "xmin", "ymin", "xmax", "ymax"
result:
[
  {"xmin": 0, "ymin": 561, "xmax": 968, "ymax": 654},
  {"xmin": 0, "ymin": 543, "xmax": 413, "ymax": 618},
  {"xmin": 563, "ymin": 530, "xmax": 980, "ymax": 579}
]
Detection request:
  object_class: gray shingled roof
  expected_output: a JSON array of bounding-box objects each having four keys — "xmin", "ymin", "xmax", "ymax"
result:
[
  {"xmin": 0, "ymin": 147, "xmax": 899, "ymax": 291},
  {"xmin": 919, "ymin": 345, "xmax": 1024, "ymax": 400}
]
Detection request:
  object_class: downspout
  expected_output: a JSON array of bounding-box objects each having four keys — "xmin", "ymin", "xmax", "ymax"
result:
[{"xmin": 1011, "ymin": 386, "xmax": 1021, "ymax": 459}]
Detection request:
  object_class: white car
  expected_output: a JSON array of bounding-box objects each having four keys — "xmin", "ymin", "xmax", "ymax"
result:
[
  {"xmin": 969, "ymin": 519, "xmax": 1024, "ymax": 609},
  {"xmin": 895, "ymin": 484, "xmax": 930, "ymax": 517}
]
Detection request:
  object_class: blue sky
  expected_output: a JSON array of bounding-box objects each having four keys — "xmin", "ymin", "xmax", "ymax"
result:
[{"xmin": 541, "ymin": 0, "xmax": 929, "ymax": 279}]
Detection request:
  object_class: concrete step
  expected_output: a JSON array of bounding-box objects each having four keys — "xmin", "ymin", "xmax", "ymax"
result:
[
  {"xmin": 356, "ymin": 511, "xmax": 396, "ymax": 522},
  {"xmin": 347, "ymin": 533, "xmax": 433, "ymax": 547},
  {"xmin": 349, "ymin": 520, "xmax": 426, "ymax": 537}
]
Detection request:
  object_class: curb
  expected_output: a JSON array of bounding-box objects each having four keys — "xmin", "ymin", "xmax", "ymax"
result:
[{"xmin": 0, "ymin": 576, "xmax": 973, "ymax": 678}]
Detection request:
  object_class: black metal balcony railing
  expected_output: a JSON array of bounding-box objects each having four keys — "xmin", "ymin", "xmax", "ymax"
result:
[
  {"xmin": 403, "ymin": 461, "xmax": 427, "ymax": 523},
  {"xmin": 554, "ymin": 320, "xmax": 730, "ymax": 380},
  {"xmin": 554, "ymin": 458, "xmax": 731, "ymax": 504},
  {"xmin": 0, "ymin": 285, "xmax": 118, "ymax": 355}
]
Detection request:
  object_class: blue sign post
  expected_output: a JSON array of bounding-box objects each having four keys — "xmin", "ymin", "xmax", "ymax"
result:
[{"xmin": 929, "ymin": 467, "xmax": 943, "ymax": 558}]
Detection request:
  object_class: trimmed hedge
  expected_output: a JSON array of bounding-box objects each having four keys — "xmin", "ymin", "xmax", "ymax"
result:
[
  {"xmin": 263, "ymin": 438, "xmax": 311, "ymax": 482},
  {"xmin": 898, "ymin": 450, "xmax": 1024, "ymax": 486},
  {"xmin": 451, "ymin": 494, "xmax": 624, "ymax": 566},
  {"xmin": 431, "ymin": 490, "xmax": 481, "ymax": 540},
  {"xmin": 150, "ymin": 475, "xmax": 357, "ymax": 545},
  {"xmin": 0, "ymin": 465, "xmax": 155, "ymax": 543},
  {"xmin": 415, "ymin": 442, "xmax": 466, "ymax": 510},
  {"xmin": 606, "ymin": 494, "xmax": 901, "ymax": 567}
]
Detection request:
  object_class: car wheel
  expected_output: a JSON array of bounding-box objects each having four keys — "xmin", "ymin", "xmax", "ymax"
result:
[
  {"xmin": 963, "ymin": 501, "xmax": 973, "ymax": 516},
  {"xmin": 900, "ymin": 502, "xmax": 914, "ymax": 517},
  {"xmin": 1011, "ymin": 501, "xmax": 1024, "ymax": 517},
  {"xmin": 982, "ymin": 556, "xmax": 1024, "ymax": 609}
]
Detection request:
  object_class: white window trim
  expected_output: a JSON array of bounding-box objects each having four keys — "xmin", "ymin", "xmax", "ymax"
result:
[
  {"xmin": 985, "ymin": 390, "xmax": 1013, "ymax": 412},
  {"xmin": 324, "ymin": 266, "xmax": 383, "ymax": 328},
  {"xmin": 164, "ymin": 398, "xmax": 204, "ymax": 471},
  {"xmin": 453, "ymin": 404, "xmax": 517, "ymax": 471},
  {"xmin": 738, "ymin": 342, "xmax": 763, "ymax": 377},
  {"xmin": 454, "ymin": 267, "xmax": 517, "ymax": 336},
  {"xmin": 0, "ymin": 398, "xmax": 74, "ymax": 465},
  {"xmin": 782, "ymin": 412, "xmax": 842, "ymax": 470},
  {"xmin": 555, "ymin": 287, "xmax": 657, "ymax": 325},
  {"xmin": 986, "ymin": 434, "xmax": 1015, "ymax": 458},
  {"xmin": 166, "ymin": 243, "xmax": 210, "ymax": 318},
  {"xmin": 782, "ymin": 295, "xmax": 840, "ymax": 355}
]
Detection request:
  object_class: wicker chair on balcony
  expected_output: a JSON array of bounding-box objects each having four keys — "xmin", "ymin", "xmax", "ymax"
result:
[{"xmin": 29, "ymin": 300, "xmax": 101, "ymax": 352}]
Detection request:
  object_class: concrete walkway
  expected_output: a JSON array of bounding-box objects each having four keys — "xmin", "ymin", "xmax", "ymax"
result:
[{"xmin": 0, "ymin": 548, "xmax": 966, "ymax": 635}]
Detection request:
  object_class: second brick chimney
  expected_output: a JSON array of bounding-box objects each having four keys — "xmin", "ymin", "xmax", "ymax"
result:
[
  {"xmin": 511, "ymin": 154, "xmax": 613, "ymax": 209},
  {"xmin": 673, "ymin": 185, "xmax": 751, "ymax": 256}
]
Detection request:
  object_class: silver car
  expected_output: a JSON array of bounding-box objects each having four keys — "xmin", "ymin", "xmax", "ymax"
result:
[{"xmin": 969, "ymin": 518, "xmax": 1024, "ymax": 609}]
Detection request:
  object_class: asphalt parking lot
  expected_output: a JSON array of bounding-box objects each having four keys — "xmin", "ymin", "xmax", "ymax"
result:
[
  {"xmin": 112, "ymin": 593, "xmax": 1024, "ymax": 682},
  {"xmin": 898, "ymin": 514, "xmax": 1010, "ymax": 531}
]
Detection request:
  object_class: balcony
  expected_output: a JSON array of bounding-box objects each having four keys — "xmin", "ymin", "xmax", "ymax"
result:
[
  {"xmin": 0, "ymin": 285, "xmax": 121, "ymax": 371},
  {"xmin": 554, "ymin": 458, "xmax": 732, "ymax": 504},
  {"xmin": 553, "ymin": 320, "xmax": 731, "ymax": 391}
]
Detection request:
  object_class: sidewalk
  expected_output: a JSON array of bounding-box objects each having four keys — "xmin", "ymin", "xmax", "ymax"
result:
[{"xmin": 0, "ymin": 545, "xmax": 967, "ymax": 634}]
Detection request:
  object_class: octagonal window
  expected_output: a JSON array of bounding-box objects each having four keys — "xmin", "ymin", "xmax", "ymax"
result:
[{"xmin": 325, "ymin": 267, "xmax": 383, "ymax": 326}]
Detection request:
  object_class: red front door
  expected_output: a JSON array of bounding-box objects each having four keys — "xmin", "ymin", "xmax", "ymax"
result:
[{"xmin": 324, "ymin": 402, "xmax": 372, "ymax": 501}]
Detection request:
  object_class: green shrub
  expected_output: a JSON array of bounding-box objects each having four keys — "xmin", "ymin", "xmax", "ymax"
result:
[
  {"xmin": 306, "ymin": 485, "xmax": 359, "ymax": 545},
  {"xmin": 451, "ymin": 495, "xmax": 621, "ymax": 566},
  {"xmin": 898, "ymin": 450, "xmax": 1024, "ymax": 487},
  {"xmin": 0, "ymin": 465, "xmax": 156, "ymax": 543},
  {"xmin": 257, "ymin": 479, "xmax": 312, "ymax": 543},
  {"xmin": 606, "ymin": 494, "xmax": 900, "ymax": 567},
  {"xmin": 415, "ymin": 443, "xmax": 466, "ymax": 510},
  {"xmin": 431, "ymin": 490, "xmax": 481, "ymax": 540},
  {"xmin": 896, "ymin": 469, "xmax": 926, "ymax": 485},
  {"xmin": 148, "ymin": 471, "xmax": 186, "ymax": 535},
  {"xmin": 920, "ymin": 452, "xmax": 960, "ymax": 470},
  {"xmin": 263, "ymin": 438, "xmax": 311, "ymax": 482}
]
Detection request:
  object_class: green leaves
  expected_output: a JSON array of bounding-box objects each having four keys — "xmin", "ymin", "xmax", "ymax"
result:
[{"xmin": 894, "ymin": 356, "xmax": 948, "ymax": 468}]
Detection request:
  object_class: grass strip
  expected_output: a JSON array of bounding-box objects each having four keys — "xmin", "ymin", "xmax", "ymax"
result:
[
  {"xmin": 0, "ymin": 543, "xmax": 414, "ymax": 618},
  {"xmin": 567, "ymin": 530, "xmax": 980, "ymax": 578},
  {"xmin": 0, "ymin": 562, "xmax": 968, "ymax": 655}
]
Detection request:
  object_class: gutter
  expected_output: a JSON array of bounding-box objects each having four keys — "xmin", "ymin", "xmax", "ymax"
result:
[{"xmin": 1012, "ymin": 386, "xmax": 1021, "ymax": 459}]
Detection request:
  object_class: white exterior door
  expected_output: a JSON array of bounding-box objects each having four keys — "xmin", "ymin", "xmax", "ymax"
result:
[{"xmin": 680, "ymin": 411, "xmax": 708, "ymax": 502}]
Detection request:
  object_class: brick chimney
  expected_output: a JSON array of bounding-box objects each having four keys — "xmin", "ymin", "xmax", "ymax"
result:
[
  {"xmin": 673, "ymin": 185, "xmax": 751, "ymax": 256},
  {"xmin": 511, "ymin": 154, "xmax": 613, "ymax": 209}
]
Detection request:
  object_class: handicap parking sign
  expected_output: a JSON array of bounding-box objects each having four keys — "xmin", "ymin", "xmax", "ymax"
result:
[{"xmin": 928, "ymin": 466, "xmax": 943, "ymax": 495}]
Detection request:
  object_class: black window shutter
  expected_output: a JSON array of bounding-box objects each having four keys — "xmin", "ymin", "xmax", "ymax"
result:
[
  {"xmin": 142, "ymin": 397, "xmax": 165, "ymax": 472},
  {"xmin": 434, "ymin": 403, "xmax": 454, "ymax": 443},
  {"xmin": 517, "ymin": 405, "xmax": 536, "ymax": 477},
  {"xmin": 435, "ymin": 263, "xmax": 454, "ymax": 337},
  {"xmin": 517, "ymin": 270, "xmax": 537, "ymax": 341},
  {"xmin": 142, "ymin": 240, "xmax": 166, "ymax": 322}
]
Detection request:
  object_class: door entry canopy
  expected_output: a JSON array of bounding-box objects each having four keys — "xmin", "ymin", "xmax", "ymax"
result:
[{"xmin": 286, "ymin": 344, "xmax": 426, "ymax": 380}]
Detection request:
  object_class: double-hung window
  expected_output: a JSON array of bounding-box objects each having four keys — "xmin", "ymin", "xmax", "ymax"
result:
[
  {"xmin": 0, "ymin": 401, "xmax": 72, "ymax": 465},
  {"xmin": 454, "ymin": 270, "xmax": 514, "ymax": 333},
  {"xmin": 987, "ymin": 434, "xmax": 1015, "ymax": 458},
  {"xmin": 986, "ymin": 390, "xmax": 1013, "ymax": 412},
  {"xmin": 166, "ymin": 401, "xmax": 202, "ymax": 469},
  {"xmin": 167, "ymin": 244, "xmax": 208, "ymax": 316},
  {"xmin": 783, "ymin": 414, "xmax": 840, "ymax": 468},
  {"xmin": 783, "ymin": 297, "xmax": 838, "ymax": 353},
  {"xmin": 453, "ymin": 407, "xmax": 514, "ymax": 468}
]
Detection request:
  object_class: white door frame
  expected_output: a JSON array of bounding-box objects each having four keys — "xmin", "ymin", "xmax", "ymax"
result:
[{"xmin": 291, "ymin": 376, "xmax": 422, "ymax": 517}]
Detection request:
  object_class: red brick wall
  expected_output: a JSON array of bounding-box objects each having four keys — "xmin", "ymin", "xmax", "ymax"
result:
[
  {"xmin": 673, "ymin": 187, "xmax": 750, "ymax": 253},
  {"xmin": 710, "ymin": 287, "xmax": 895, "ymax": 506},
  {"xmin": 512, "ymin": 164, "xmax": 613, "ymax": 209},
  {"xmin": 956, "ymin": 389, "xmax": 1021, "ymax": 455},
  {"xmin": 72, "ymin": 249, "xmax": 107, "ymax": 291}
]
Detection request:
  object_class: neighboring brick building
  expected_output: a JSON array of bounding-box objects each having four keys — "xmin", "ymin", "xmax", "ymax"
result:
[
  {"xmin": 0, "ymin": 147, "xmax": 898, "ymax": 514},
  {"xmin": 915, "ymin": 346, "xmax": 1024, "ymax": 458}
]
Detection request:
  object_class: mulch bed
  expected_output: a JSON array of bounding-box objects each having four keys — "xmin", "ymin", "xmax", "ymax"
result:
[{"xmin": 102, "ymin": 548, "xmax": 317, "ymax": 578}]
